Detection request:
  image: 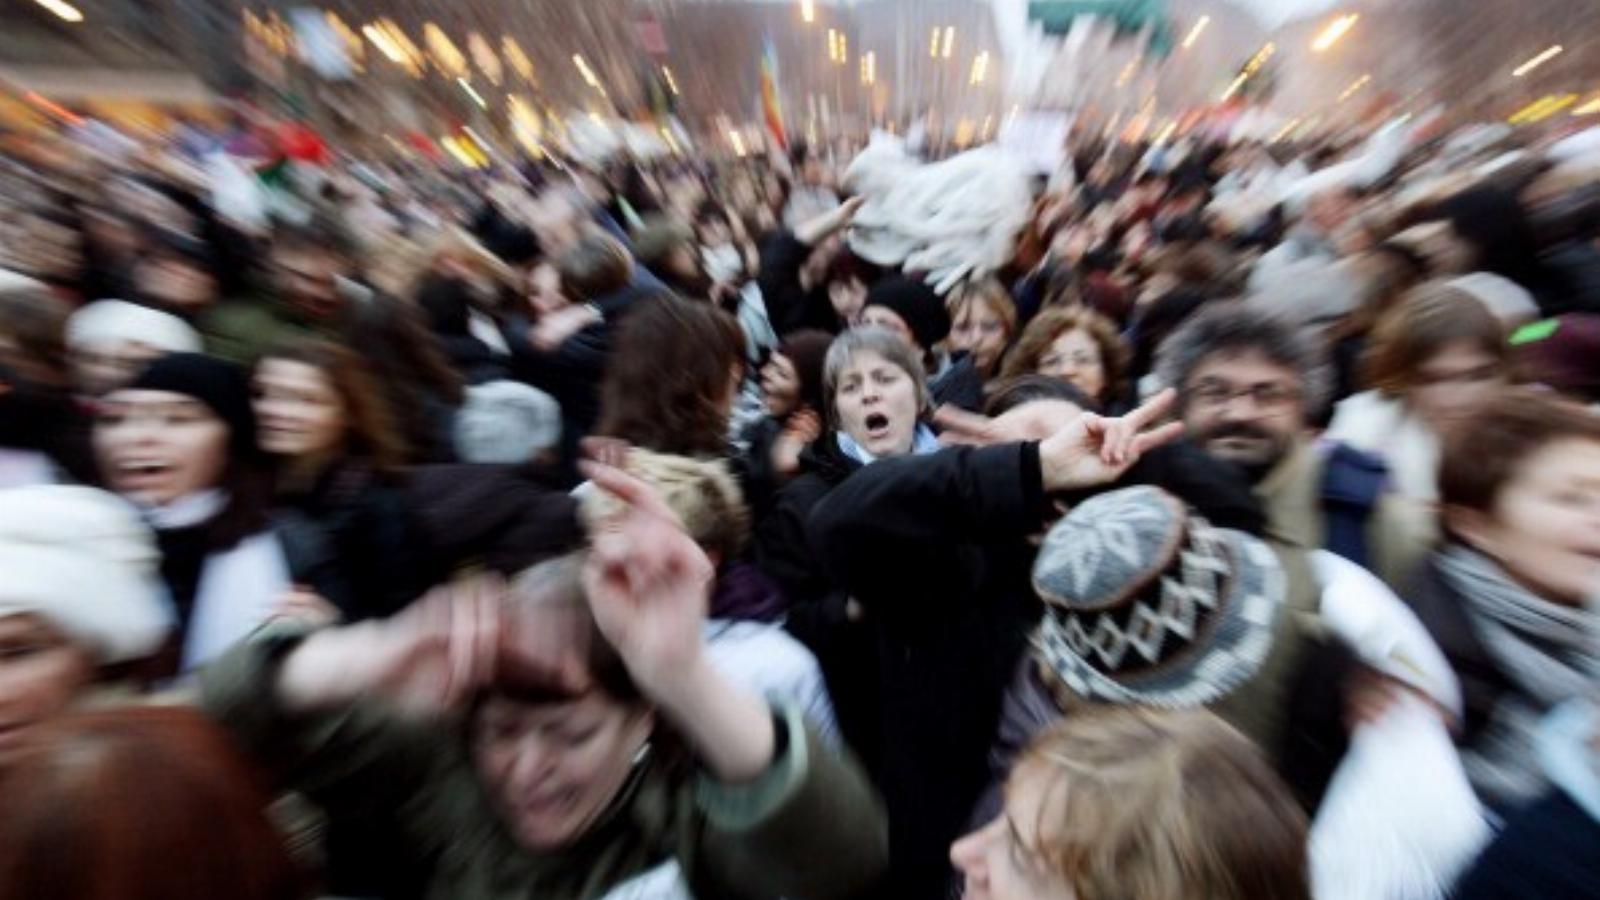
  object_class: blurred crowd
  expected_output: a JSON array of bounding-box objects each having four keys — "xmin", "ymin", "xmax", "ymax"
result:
[{"xmin": 1, "ymin": 106, "xmax": 1599, "ymax": 900}]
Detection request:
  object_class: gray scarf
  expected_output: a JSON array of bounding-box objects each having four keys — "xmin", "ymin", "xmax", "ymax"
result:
[{"xmin": 1437, "ymin": 544, "xmax": 1598, "ymax": 810}]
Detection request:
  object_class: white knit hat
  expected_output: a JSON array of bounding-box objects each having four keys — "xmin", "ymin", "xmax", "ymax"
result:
[
  {"xmin": 454, "ymin": 381, "xmax": 563, "ymax": 464},
  {"xmin": 65, "ymin": 300, "xmax": 203, "ymax": 354},
  {"xmin": 1446, "ymin": 273, "xmax": 1540, "ymax": 329},
  {"xmin": 0, "ymin": 486, "xmax": 172, "ymax": 664}
]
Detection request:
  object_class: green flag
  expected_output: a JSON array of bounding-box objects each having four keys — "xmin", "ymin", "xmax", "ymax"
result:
[{"xmin": 1027, "ymin": 0, "xmax": 1173, "ymax": 56}]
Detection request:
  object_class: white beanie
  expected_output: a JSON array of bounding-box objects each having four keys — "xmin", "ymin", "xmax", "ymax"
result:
[
  {"xmin": 1447, "ymin": 273, "xmax": 1540, "ymax": 329},
  {"xmin": 454, "ymin": 381, "xmax": 563, "ymax": 464},
  {"xmin": 0, "ymin": 486, "xmax": 172, "ymax": 664},
  {"xmin": 65, "ymin": 300, "xmax": 203, "ymax": 354}
]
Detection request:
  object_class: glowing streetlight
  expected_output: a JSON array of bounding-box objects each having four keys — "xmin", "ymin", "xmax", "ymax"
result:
[
  {"xmin": 969, "ymin": 51, "xmax": 990, "ymax": 86},
  {"xmin": 457, "ymin": 78, "xmax": 488, "ymax": 110},
  {"xmin": 1574, "ymin": 95, "xmax": 1600, "ymax": 117},
  {"xmin": 1338, "ymin": 74, "xmax": 1371, "ymax": 103},
  {"xmin": 930, "ymin": 27, "xmax": 940, "ymax": 59},
  {"xmin": 861, "ymin": 51, "xmax": 877, "ymax": 86},
  {"xmin": 1181, "ymin": 16, "xmax": 1210, "ymax": 50},
  {"xmin": 1311, "ymin": 14, "xmax": 1359, "ymax": 53},
  {"xmin": 1513, "ymin": 45, "xmax": 1563, "ymax": 78},
  {"xmin": 801, "ymin": 0, "xmax": 815, "ymax": 24},
  {"xmin": 942, "ymin": 26, "xmax": 956, "ymax": 60},
  {"xmin": 573, "ymin": 54, "xmax": 608, "ymax": 97},
  {"xmin": 34, "ymin": 0, "xmax": 83, "ymax": 22}
]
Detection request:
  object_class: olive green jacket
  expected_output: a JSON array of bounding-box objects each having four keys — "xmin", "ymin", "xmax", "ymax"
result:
[{"xmin": 201, "ymin": 632, "xmax": 888, "ymax": 900}]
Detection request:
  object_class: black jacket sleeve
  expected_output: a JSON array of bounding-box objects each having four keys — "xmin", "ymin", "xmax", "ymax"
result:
[
  {"xmin": 806, "ymin": 444, "xmax": 1049, "ymax": 616},
  {"xmin": 757, "ymin": 230, "xmax": 818, "ymax": 336}
]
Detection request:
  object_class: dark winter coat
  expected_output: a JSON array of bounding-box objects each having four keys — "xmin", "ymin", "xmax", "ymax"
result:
[
  {"xmin": 806, "ymin": 443, "xmax": 1049, "ymax": 900},
  {"xmin": 757, "ymin": 231, "xmax": 838, "ymax": 336}
]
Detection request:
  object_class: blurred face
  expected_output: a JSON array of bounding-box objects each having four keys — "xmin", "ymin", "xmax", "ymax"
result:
[
  {"xmin": 1450, "ymin": 439, "xmax": 1600, "ymax": 606},
  {"xmin": 71, "ymin": 340, "xmax": 165, "ymax": 397},
  {"xmin": 834, "ymin": 349, "xmax": 920, "ymax": 458},
  {"xmin": 951, "ymin": 301, "xmax": 1010, "ymax": 374},
  {"xmin": 1037, "ymin": 329, "xmax": 1107, "ymax": 402},
  {"xmin": 272, "ymin": 245, "xmax": 345, "ymax": 320},
  {"xmin": 254, "ymin": 359, "xmax": 346, "ymax": 461},
  {"xmin": 0, "ymin": 613, "xmax": 94, "ymax": 762},
  {"xmin": 472, "ymin": 693, "xmax": 653, "ymax": 851},
  {"xmin": 135, "ymin": 257, "xmax": 217, "ymax": 313},
  {"xmin": 828, "ymin": 277, "xmax": 868, "ymax": 326},
  {"xmin": 1182, "ymin": 350, "xmax": 1307, "ymax": 476},
  {"xmin": 860, "ymin": 306, "xmax": 918, "ymax": 352},
  {"xmin": 527, "ymin": 262, "xmax": 568, "ymax": 316},
  {"xmin": 95, "ymin": 389, "xmax": 230, "ymax": 507},
  {"xmin": 952, "ymin": 761, "xmax": 1073, "ymax": 900},
  {"xmin": 1404, "ymin": 340, "xmax": 1505, "ymax": 429}
]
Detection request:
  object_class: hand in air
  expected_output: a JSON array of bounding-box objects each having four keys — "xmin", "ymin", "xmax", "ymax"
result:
[
  {"xmin": 579, "ymin": 456, "xmax": 715, "ymax": 696},
  {"xmin": 1039, "ymin": 389, "xmax": 1185, "ymax": 492}
]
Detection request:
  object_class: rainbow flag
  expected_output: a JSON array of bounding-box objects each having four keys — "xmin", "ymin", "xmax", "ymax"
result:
[{"xmin": 760, "ymin": 38, "xmax": 788, "ymax": 151}]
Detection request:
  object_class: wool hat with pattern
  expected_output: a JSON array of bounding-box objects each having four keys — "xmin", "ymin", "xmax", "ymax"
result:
[{"xmin": 1030, "ymin": 486, "xmax": 1285, "ymax": 710}]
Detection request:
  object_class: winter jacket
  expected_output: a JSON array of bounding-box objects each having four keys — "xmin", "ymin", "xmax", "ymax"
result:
[
  {"xmin": 929, "ymin": 353, "xmax": 986, "ymax": 413},
  {"xmin": 200, "ymin": 628, "xmax": 889, "ymax": 900},
  {"xmin": 1452, "ymin": 701, "xmax": 1600, "ymax": 899},
  {"xmin": 1326, "ymin": 391, "xmax": 1442, "ymax": 503},
  {"xmin": 406, "ymin": 463, "xmax": 586, "ymax": 581},
  {"xmin": 1255, "ymin": 439, "xmax": 1436, "ymax": 592},
  {"xmin": 754, "ymin": 437, "xmax": 881, "ymax": 782},
  {"xmin": 757, "ymin": 231, "xmax": 838, "ymax": 337},
  {"xmin": 806, "ymin": 444, "xmax": 1049, "ymax": 899},
  {"xmin": 269, "ymin": 462, "xmax": 428, "ymax": 622}
]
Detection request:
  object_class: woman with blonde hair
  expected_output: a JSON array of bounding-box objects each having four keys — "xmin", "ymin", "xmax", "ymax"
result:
[{"xmin": 953, "ymin": 708, "xmax": 1311, "ymax": 900}]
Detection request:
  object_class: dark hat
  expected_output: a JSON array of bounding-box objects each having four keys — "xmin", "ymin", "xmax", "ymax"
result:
[
  {"xmin": 1514, "ymin": 315, "xmax": 1600, "ymax": 403},
  {"xmin": 1031, "ymin": 486, "xmax": 1284, "ymax": 709},
  {"xmin": 127, "ymin": 353, "xmax": 256, "ymax": 457},
  {"xmin": 864, "ymin": 276, "xmax": 950, "ymax": 350}
]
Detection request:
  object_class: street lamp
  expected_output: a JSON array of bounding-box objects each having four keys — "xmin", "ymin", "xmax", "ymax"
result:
[
  {"xmin": 1311, "ymin": 14, "xmax": 1359, "ymax": 53},
  {"xmin": 34, "ymin": 0, "xmax": 83, "ymax": 22},
  {"xmin": 1512, "ymin": 45, "xmax": 1563, "ymax": 78},
  {"xmin": 1181, "ymin": 16, "xmax": 1210, "ymax": 50},
  {"xmin": 970, "ymin": 51, "xmax": 990, "ymax": 86},
  {"xmin": 942, "ymin": 26, "xmax": 956, "ymax": 60},
  {"xmin": 801, "ymin": 0, "xmax": 815, "ymax": 25}
]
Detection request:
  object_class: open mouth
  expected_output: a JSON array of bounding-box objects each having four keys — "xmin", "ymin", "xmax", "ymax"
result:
[
  {"xmin": 117, "ymin": 459, "xmax": 173, "ymax": 480},
  {"xmin": 864, "ymin": 412, "xmax": 890, "ymax": 434}
]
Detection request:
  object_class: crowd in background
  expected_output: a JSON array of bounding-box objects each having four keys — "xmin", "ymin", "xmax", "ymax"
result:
[{"xmin": 1, "ymin": 106, "xmax": 1599, "ymax": 900}]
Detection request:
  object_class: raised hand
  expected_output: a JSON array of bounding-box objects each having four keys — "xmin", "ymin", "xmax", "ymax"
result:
[
  {"xmin": 579, "ymin": 458, "xmax": 715, "ymax": 696},
  {"xmin": 1039, "ymin": 389, "xmax": 1186, "ymax": 492},
  {"xmin": 771, "ymin": 408, "xmax": 822, "ymax": 478}
]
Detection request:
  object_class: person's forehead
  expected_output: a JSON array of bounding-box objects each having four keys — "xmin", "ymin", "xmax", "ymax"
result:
[
  {"xmin": 101, "ymin": 389, "xmax": 208, "ymax": 412},
  {"xmin": 1191, "ymin": 349, "xmax": 1299, "ymax": 384}
]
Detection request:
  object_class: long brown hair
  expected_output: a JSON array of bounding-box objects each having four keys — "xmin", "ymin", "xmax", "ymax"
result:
[
  {"xmin": 596, "ymin": 293, "xmax": 745, "ymax": 457},
  {"xmin": 0, "ymin": 707, "xmax": 307, "ymax": 900},
  {"xmin": 259, "ymin": 341, "xmax": 408, "ymax": 476}
]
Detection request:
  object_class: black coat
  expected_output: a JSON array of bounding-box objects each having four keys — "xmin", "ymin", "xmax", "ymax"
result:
[
  {"xmin": 1452, "ymin": 790, "xmax": 1600, "ymax": 899},
  {"xmin": 406, "ymin": 462, "xmax": 585, "ymax": 581},
  {"xmin": 757, "ymin": 230, "xmax": 839, "ymax": 336},
  {"xmin": 754, "ymin": 437, "xmax": 883, "ymax": 777},
  {"xmin": 807, "ymin": 443, "xmax": 1048, "ymax": 900},
  {"xmin": 272, "ymin": 463, "xmax": 429, "ymax": 622}
]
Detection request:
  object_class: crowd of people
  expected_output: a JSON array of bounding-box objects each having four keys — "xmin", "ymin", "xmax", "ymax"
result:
[{"xmin": 1, "ymin": 105, "xmax": 1599, "ymax": 900}]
